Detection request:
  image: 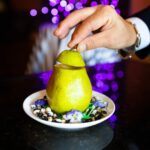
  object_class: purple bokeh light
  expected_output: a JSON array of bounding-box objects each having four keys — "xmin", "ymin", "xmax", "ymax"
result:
[
  {"xmin": 30, "ymin": 9, "xmax": 37, "ymax": 17},
  {"xmin": 39, "ymin": 71, "xmax": 52, "ymax": 86},
  {"xmin": 102, "ymin": 84, "xmax": 110, "ymax": 92},
  {"xmin": 69, "ymin": 0, "xmax": 76, "ymax": 4},
  {"xmin": 101, "ymin": 0, "xmax": 109, "ymax": 5},
  {"xmin": 29, "ymin": 0, "xmax": 121, "ymax": 24},
  {"xmin": 60, "ymin": 0, "xmax": 67, "ymax": 7},
  {"xmin": 58, "ymin": 5, "xmax": 64, "ymax": 12},
  {"xmin": 75, "ymin": 2, "xmax": 83, "ymax": 9},
  {"xmin": 116, "ymin": 8, "xmax": 121, "ymax": 14},
  {"xmin": 107, "ymin": 73, "xmax": 114, "ymax": 80},
  {"xmin": 111, "ymin": 81, "xmax": 119, "ymax": 92},
  {"xmin": 81, "ymin": 0, "xmax": 88, "ymax": 4},
  {"xmin": 63, "ymin": 11, "xmax": 70, "ymax": 17},
  {"xmin": 110, "ymin": 94, "xmax": 118, "ymax": 101},
  {"xmin": 51, "ymin": 8, "xmax": 58, "ymax": 15},
  {"xmin": 88, "ymin": 62, "xmax": 124, "ymax": 98},
  {"xmin": 90, "ymin": 1, "xmax": 98, "ymax": 7},
  {"xmin": 96, "ymin": 81, "xmax": 104, "ymax": 88},
  {"xmin": 110, "ymin": 0, "xmax": 119, "ymax": 8},
  {"xmin": 65, "ymin": 3, "xmax": 74, "ymax": 12},
  {"xmin": 103, "ymin": 63, "xmax": 115, "ymax": 72},
  {"xmin": 109, "ymin": 114, "xmax": 117, "ymax": 122},
  {"xmin": 41, "ymin": 7, "xmax": 49, "ymax": 14},
  {"xmin": 117, "ymin": 70, "xmax": 124, "ymax": 78},
  {"xmin": 52, "ymin": 16, "xmax": 59, "ymax": 24},
  {"xmin": 94, "ymin": 73, "xmax": 107, "ymax": 80},
  {"xmin": 49, "ymin": 0, "xmax": 59, "ymax": 7}
]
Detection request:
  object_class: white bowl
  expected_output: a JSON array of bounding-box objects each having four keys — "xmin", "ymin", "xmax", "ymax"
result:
[{"xmin": 23, "ymin": 90, "xmax": 115, "ymax": 130}]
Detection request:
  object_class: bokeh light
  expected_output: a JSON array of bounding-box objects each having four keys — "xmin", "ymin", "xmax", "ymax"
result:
[
  {"xmin": 29, "ymin": 0, "xmax": 120, "ymax": 24},
  {"xmin": 69, "ymin": 0, "xmax": 76, "ymax": 4},
  {"xmin": 58, "ymin": 5, "xmax": 64, "ymax": 12},
  {"xmin": 63, "ymin": 11, "xmax": 70, "ymax": 17},
  {"xmin": 60, "ymin": 0, "xmax": 67, "ymax": 7},
  {"xmin": 52, "ymin": 16, "xmax": 59, "ymax": 24},
  {"xmin": 107, "ymin": 73, "xmax": 114, "ymax": 80},
  {"xmin": 101, "ymin": 0, "xmax": 109, "ymax": 5},
  {"xmin": 109, "ymin": 114, "xmax": 117, "ymax": 122},
  {"xmin": 81, "ymin": 0, "xmax": 88, "ymax": 4},
  {"xmin": 49, "ymin": 0, "xmax": 59, "ymax": 7},
  {"xmin": 111, "ymin": 81, "xmax": 119, "ymax": 92},
  {"xmin": 30, "ymin": 9, "xmax": 37, "ymax": 17},
  {"xmin": 65, "ymin": 3, "xmax": 74, "ymax": 12},
  {"xmin": 41, "ymin": 7, "xmax": 49, "ymax": 14},
  {"xmin": 110, "ymin": 0, "xmax": 119, "ymax": 8},
  {"xmin": 117, "ymin": 70, "xmax": 124, "ymax": 78},
  {"xmin": 75, "ymin": 2, "xmax": 83, "ymax": 9},
  {"xmin": 90, "ymin": 1, "xmax": 98, "ymax": 7},
  {"xmin": 116, "ymin": 8, "xmax": 121, "ymax": 14},
  {"xmin": 51, "ymin": 8, "xmax": 58, "ymax": 15}
]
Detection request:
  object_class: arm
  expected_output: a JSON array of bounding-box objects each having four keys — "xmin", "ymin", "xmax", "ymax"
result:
[{"xmin": 54, "ymin": 5, "xmax": 150, "ymax": 55}]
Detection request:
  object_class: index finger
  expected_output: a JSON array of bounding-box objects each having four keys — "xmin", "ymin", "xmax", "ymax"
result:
[{"xmin": 54, "ymin": 7, "xmax": 97, "ymax": 38}]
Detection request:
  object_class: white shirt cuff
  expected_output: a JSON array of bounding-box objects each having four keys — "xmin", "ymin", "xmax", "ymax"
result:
[{"xmin": 127, "ymin": 17, "xmax": 150, "ymax": 51}]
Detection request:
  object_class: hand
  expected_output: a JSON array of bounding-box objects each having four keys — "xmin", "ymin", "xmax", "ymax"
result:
[{"xmin": 54, "ymin": 5, "xmax": 137, "ymax": 52}]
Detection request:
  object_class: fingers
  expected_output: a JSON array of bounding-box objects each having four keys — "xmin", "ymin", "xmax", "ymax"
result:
[
  {"xmin": 68, "ymin": 8, "xmax": 108, "ymax": 48},
  {"xmin": 76, "ymin": 32, "xmax": 107, "ymax": 51},
  {"xmin": 54, "ymin": 7, "xmax": 97, "ymax": 39}
]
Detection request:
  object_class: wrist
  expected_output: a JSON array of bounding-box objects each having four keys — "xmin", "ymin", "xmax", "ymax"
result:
[
  {"xmin": 127, "ymin": 17, "xmax": 150, "ymax": 51},
  {"xmin": 118, "ymin": 20, "xmax": 141, "ymax": 59},
  {"xmin": 126, "ymin": 20, "xmax": 138, "ymax": 47}
]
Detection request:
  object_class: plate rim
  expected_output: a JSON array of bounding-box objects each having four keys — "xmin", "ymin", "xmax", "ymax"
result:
[{"xmin": 23, "ymin": 89, "xmax": 115, "ymax": 129}]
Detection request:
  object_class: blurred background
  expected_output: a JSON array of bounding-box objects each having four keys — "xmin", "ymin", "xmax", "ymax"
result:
[{"xmin": 0, "ymin": 0, "xmax": 149, "ymax": 76}]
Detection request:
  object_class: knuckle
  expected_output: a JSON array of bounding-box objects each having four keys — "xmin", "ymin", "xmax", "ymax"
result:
[
  {"xmin": 103, "ymin": 5, "xmax": 114, "ymax": 11},
  {"xmin": 103, "ymin": 5, "xmax": 117, "ymax": 19},
  {"xmin": 103, "ymin": 5, "xmax": 116, "ymax": 15},
  {"xmin": 96, "ymin": 5, "xmax": 101, "ymax": 10},
  {"xmin": 83, "ymin": 20, "xmax": 94, "ymax": 31}
]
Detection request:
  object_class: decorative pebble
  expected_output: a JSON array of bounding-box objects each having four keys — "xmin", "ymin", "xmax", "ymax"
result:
[
  {"xmin": 101, "ymin": 110, "xmax": 107, "ymax": 115},
  {"xmin": 48, "ymin": 117, "xmax": 52, "ymax": 122},
  {"xmin": 42, "ymin": 115, "xmax": 48, "ymax": 121},
  {"xmin": 91, "ymin": 97, "xmax": 96, "ymax": 102},
  {"xmin": 31, "ymin": 104, "xmax": 36, "ymax": 110},
  {"xmin": 31, "ymin": 96, "xmax": 108, "ymax": 123},
  {"xmin": 45, "ymin": 107, "xmax": 51, "ymax": 113},
  {"xmin": 37, "ymin": 105, "xmax": 41, "ymax": 109},
  {"xmin": 37, "ymin": 112, "xmax": 43, "ymax": 118},
  {"xmin": 33, "ymin": 109, "xmax": 40, "ymax": 115},
  {"xmin": 35, "ymin": 99, "xmax": 48, "ymax": 106},
  {"xmin": 41, "ymin": 108, "xmax": 46, "ymax": 113},
  {"xmin": 56, "ymin": 119, "xmax": 63, "ymax": 123},
  {"xmin": 61, "ymin": 119, "xmax": 66, "ymax": 123},
  {"xmin": 53, "ymin": 114, "xmax": 57, "ymax": 118},
  {"xmin": 65, "ymin": 110, "xmax": 83, "ymax": 123},
  {"xmin": 93, "ymin": 100, "xmax": 108, "ymax": 108},
  {"xmin": 92, "ymin": 110, "xmax": 97, "ymax": 115}
]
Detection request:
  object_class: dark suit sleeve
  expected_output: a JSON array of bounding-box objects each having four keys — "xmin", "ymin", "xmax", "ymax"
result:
[
  {"xmin": 133, "ymin": 7, "xmax": 150, "ymax": 58},
  {"xmin": 135, "ymin": 6, "xmax": 150, "ymax": 30}
]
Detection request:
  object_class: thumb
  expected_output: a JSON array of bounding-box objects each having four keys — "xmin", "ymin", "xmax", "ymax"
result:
[{"xmin": 77, "ymin": 33, "xmax": 107, "ymax": 51}]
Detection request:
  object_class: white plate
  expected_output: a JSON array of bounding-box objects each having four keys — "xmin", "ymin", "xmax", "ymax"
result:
[{"xmin": 23, "ymin": 90, "xmax": 115, "ymax": 130}]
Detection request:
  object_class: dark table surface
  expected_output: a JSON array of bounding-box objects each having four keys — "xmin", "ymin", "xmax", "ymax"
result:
[{"xmin": 0, "ymin": 60, "xmax": 150, "ymax": 150}]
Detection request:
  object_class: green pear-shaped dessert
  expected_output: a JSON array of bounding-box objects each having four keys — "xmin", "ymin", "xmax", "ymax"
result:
[{"xmin": 46, "ymin": 50, "xmax": 92, "ymax": 114}]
